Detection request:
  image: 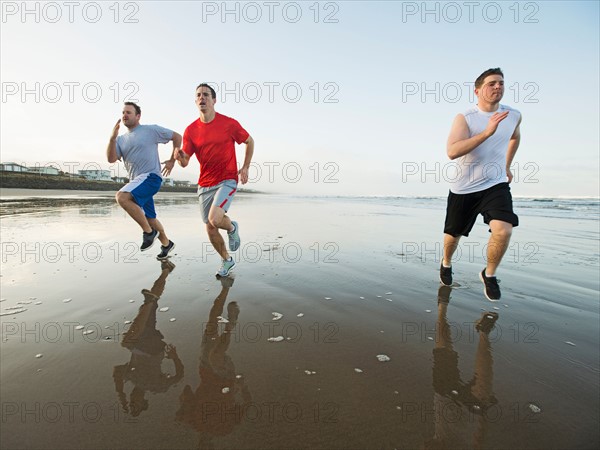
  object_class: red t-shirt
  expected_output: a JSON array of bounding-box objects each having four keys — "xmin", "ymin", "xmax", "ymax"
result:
[{"xmin": 182, "ymin": 113, "xmax": 250, "ymax": 187}]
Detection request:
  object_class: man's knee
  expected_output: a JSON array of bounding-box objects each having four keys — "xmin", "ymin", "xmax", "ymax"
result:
[
  {"xmin": 115, "ymin": 191, "xmax": 131, "ymax": 206},
  {"xmin": 208, "ymin": 209, "xmax": 225, "ymax": 228},
  {"xmin": 206, "ymin": 223, "xmax": 218, "ymax": 235},
  {"xmin": 491, "ymin": 221, "xmax": 513, "ymax": 239}
]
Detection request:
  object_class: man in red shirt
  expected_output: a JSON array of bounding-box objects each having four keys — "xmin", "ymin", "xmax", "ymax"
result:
[{"xmin": 176, "ymin": 84, "xmax": 254, "ymax": 277}]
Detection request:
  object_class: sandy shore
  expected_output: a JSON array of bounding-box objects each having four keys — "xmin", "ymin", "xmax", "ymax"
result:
[{"xmin": 1, "ymin": 192, "xmax": 598, "ymax": 449}]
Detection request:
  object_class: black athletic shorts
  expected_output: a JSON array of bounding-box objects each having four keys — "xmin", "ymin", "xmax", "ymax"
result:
[{"xmin": 443, "ymin": 182, "xmax": 518, "ymax": 237}]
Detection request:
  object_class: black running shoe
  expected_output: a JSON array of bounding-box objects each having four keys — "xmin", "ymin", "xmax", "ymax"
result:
[
  {"xmin": 479, "ymin": 269, "xmax": 501, "ymax": 301},
  {"xmin": 476, "ymin": 311, "xmax": 499, "ymax": 334},
  {"xmin": 440, "ymin": 264, "xmax": 453, "ymax": 286},
  {"xmin": 156, "ymin": 240, "xmax": 176, "ymax": 260},
  {"xmin": 141, "ymin": 229, "xmax": 158, "ymax": 251}
]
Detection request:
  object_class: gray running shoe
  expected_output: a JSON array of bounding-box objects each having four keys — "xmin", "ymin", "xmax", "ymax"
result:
[
  {"xmin": 228, "ymin": 221, "xmax": 240, "ymax": 251},
  {"xmin": 217, "ymin": 257, "xmax": 236, "ymax": 277}
]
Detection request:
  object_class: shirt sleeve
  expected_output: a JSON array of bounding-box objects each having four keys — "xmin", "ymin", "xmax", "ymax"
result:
[
  {"xmin": 182, "ymin": 127, "xmax": 195, "ymax": 156},
  {"xmin": 150, "ymin": 125, "xmax": 175, "ymax": 144},
  {"xmin": 230, "ymin": 119, "xmax": 250, "ymax": 145}
]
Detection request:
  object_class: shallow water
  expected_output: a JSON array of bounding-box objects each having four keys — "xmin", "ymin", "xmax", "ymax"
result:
[{"xmin": 1, "ymin": 190, "xmax": 598, "ymax": 449}]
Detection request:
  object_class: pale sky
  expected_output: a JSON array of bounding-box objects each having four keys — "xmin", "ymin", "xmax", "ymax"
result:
[{"xmin": 1, "ymin": 1, "xmax": 598, "ymax": 197}]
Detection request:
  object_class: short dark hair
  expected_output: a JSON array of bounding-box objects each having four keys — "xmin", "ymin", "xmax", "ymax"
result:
[
  {"xmin": 124, "ymin": 102, "xmax": 141, "ymax": 115},
  {"xmin": 475, "ymin": 68, "xmax": 504, "ymax": 89},
  {"xmin": 196, "ymin": 83, "xmax": 216, "ymax": 99}
]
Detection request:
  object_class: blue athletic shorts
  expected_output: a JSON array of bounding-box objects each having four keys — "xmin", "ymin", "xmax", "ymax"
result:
[{"xmin": 119, "ymin": 172, "xmax": 162, "ymax": 219}]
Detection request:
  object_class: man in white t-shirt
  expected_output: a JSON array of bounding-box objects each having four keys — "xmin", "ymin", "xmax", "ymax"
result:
[
  {"xmin": 439, "ymin": 68, "xmax": 522, "ymax": 301},
  {"xmin": 107, "ymin": 102, "xmax": 182, "ymax": 259}
]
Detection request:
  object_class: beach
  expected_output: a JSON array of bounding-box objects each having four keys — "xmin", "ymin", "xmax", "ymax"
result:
[{"xmin": 0, "ymin": 189, "xmax": 598, "ymax": 449}]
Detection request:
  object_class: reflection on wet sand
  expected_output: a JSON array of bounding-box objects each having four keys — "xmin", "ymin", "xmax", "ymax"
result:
[
  {"xmin": 176, "ymin": 275, "xmax": 251, "ymax": 448},
  {"xmin": 113, "ymin": 261, "xmax": 183, "ymax": 417},
  {"xmin": 0, "ymin": 192, "xmax": 200, "ymax": 216},
  {"xmin": 425, "ymin": 286, "xmax": 499, "ymax": 450}
]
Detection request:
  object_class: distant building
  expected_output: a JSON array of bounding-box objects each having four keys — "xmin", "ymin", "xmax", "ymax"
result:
[
  {"xmin": 79, "ymin": 169, "xmax": 112, "ymax": 181},
  {"xmin": 28, "ymin": 166, "xmax": 60, "ymax": 176},
  {"xmin": 112, "ymin": 176, "xmax": 128, "ymax": 183},
  {"xmin": 162, "ymin": 178, "xmax": 191, "ymax": 187},
  {"xmin": 0, "ymin": 162, "xmax": 29, "ymax": 172}
]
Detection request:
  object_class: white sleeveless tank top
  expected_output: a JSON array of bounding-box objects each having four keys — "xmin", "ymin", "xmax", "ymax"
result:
[{"xmin": 449, "ymin": 104, "xmax": 521, "ymax": 194}]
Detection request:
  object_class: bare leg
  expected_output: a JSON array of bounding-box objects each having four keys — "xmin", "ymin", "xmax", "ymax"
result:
[
  {"xmin": 208, "ymin": 205, "xmax": 234, "ymax": 233},
  {"xmin": 486, "ymin": 220, "xmax": 513, "ymax": 276},
  {"xmin": 436, "ymin": 300, "xmax": 453, "ymax": 350},
  {"xmin": 116, "ymin": 192, "xmax": 152, "ymax": 233},
  {"xmin": 147, "ymin": 218, "xmax": 169, "ymax": 246},
  {"xmin": 442, "ymin": 233, "xmax": 461, "ymax": 266},
  {"xmin": 206, "ymin": 223, "xmax": 229, "ymax": 260},
  {"xmin": 206, "ymin": 205, "xmax": 234, "ymax": 260},
  {"xmin": 472, "ymin": 330, "xmax": 494, "ymax": 449}
]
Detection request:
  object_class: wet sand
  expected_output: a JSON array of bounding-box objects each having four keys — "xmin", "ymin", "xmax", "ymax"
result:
[{"xmin": 1, "ymin": 190, "xmax": 598, "ymax": 449}]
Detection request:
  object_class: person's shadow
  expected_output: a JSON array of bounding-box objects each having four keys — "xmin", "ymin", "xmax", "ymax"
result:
[
  {"xmin": 423, "ymin": 285, "xmax": 499, "ymax": 450},
  {"xmin": 112, "ymin": 261, "xmax": 184, "ymax": 417},
  {"xmin": 175, "ymin": 274, "xmax": 251, "ymax": 449}
]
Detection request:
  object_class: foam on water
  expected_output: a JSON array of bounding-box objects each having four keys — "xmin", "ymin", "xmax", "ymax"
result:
[{"xmin": 529, "ymin": 404, "xmax": 542, "ymax": 413}]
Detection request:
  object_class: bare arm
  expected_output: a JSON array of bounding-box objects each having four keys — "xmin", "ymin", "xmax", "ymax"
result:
[
  {"xmin": 112, "ymin": 364, "xmax": 128, "ymax": 412},
  {"xmin": 175, "ymin": 148, "xmax": 191, "ymax": 168},
  {"xmin": 164, "ymin": 345, "xmax": 184, "ymax": 384},
  {"xmin": 446, "ymin": 111, "xmax": 509, "ymax": 160},
  {"xmin": 238, "ymin": 136, "xmax": 254, "ymax": 184},
  {"xmin": 505, "ymin": 116, "xmax": 522, "ymax": 183},
  {"xmin": 161, "ymin": 132, "xmax": 183, "ymax": 176},
  {"xmin": 171, "ymin": 132, "xmax": 182, "ymax": 157},
  {"xmin": 107, "ymin": 119, "xmax": 121, "ymax": 163}
]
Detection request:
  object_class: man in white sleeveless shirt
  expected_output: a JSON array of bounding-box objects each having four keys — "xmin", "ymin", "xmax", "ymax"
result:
[{"xmin": 439, "ymin": 68, "xmax": 522, "ymax": 301}]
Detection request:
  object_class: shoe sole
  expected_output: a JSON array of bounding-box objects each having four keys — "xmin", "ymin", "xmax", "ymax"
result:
[
  {"xmin": 156, "ymin": 243, "xmax": 176, "ymax": 260},
  {"xmin": 217, "ymin": 261, "xmax": 236, "ymax": 277},
  {"xmin": 479, "ymin": 271, "xmax": 500, "ymax": 302},
  {"xmin": 439, "ymin": 276, "xmax": 452, "ymax": 287}
]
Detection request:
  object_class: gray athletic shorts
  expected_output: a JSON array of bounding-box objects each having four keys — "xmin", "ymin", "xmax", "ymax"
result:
[{"xmin": 197, "ymin": 179, "xmax": 238, "ymax": 224}]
